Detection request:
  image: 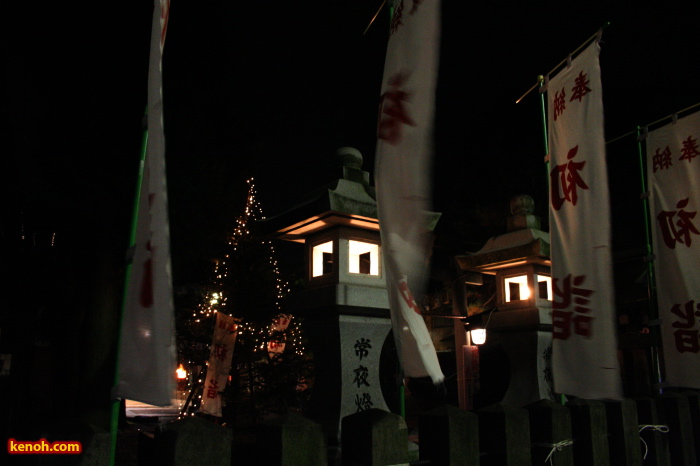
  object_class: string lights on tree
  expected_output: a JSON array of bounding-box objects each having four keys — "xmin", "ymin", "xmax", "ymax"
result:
[{"xmin": 176, "ymin": 178, "xmax": 310, "ymax": 419}]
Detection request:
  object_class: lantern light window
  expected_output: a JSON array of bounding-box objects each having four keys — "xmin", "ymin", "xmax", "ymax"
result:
[
  {"xmin": 348, "ymin": 240, "xmax": 379, "ymax": 276},
  {"xmin": 312, "ymin": 241, "xmax": 334, "ymax": 277}
]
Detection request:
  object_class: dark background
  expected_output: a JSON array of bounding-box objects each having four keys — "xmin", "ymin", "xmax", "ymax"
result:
[{"xmin": 1, "ymin": 0, "xmax": 699, "ymax": 436}]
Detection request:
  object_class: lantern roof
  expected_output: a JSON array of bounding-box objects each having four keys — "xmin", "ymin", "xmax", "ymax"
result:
[
  {"xmin": 260, "ymin": 147, "xmax": 379, "ymax": 243},
  {"xmin": 456, "ymin": 194, "xmax": 551, "ymax": 274}
]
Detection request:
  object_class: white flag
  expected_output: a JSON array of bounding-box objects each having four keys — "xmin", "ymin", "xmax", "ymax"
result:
[
  {"xmin": 647, "ymin": 111, "xmax": 700, "ymax": 389},
  {"xmin": 375, "ymin": 0, "xmax": 444, "ymax": 383},
  {"xmin": 267, "ymin": 313, "xmax": 292, "ymax": 358},
  {"xmin": 200, "ymin": 313, "xmax": 239, "ymax": 416},
  {"xmin": 114, "ymin": 0, "xmax": 176, "ymax": 406},
  {"xmin": 547, "ymin": 40, "xmax": 623, "ymax": 399}
]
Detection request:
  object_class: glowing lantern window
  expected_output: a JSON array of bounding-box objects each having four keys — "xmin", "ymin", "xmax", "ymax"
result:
[
  {"xmin": 504, "ymin": 275, "xmax": 530, "ymax": 302},
  {"xmin": 348, "ymin": 241, "xmax": 379, "ymax": 275},
  {"xmin": 312, "ymin": 241, "xmax": 334, "ymax": 277},
  {"xmin": 470, "ymin": 328, "xmax": 486, "ymax": 345},
  {"xmin": 536, "ymin": 274, "xmax": 552, "ymax": 301}
]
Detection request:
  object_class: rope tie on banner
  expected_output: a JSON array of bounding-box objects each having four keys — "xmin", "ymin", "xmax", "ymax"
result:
[
  {"xmin": 638, "ymin": 424, "xmax": 669, "ymax": 460},
  {"xmin": 533, "ymin": 439, "xmax": 574, "ymax": 465}
]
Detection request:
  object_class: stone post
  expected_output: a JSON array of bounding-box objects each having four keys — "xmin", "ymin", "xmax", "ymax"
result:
[
  {"xmin": 477, "ymin": 403, "xmax": 531, "ymax": 465},
  {"xmin": 634, "ymin": 397, "xmax": 671, "ymax": 466},
  {"xmin": 154, "ymin": 416, "xmax": 232, "ymax": 466},
  {"xmin": 566, "ymin": 399, "xmax": 609, "ymax": 465},
  {"xmin": 682, "ymin": 390, "xmax": 700, "ymax": 463},
  {"xmin": 659, "ymin": 392, "xmax": 698, "ymax": 465},
  {"xmin": 341, "ymin": 408, "xmax": 409, "ymax": 466},
  {"xmin": 604, "ymin": 399, "xmax": 642, "ymax": 465},
  {"xmin": 419, "ymin": 404, "xmax": 479, "ymax": 466},
  {"xmin": 257, "ymin": 413, "xmax": 326, "ymax": 465},
  {"xmin": 525, "ymin": 399, "xmax": 573, "ymax": 466}
]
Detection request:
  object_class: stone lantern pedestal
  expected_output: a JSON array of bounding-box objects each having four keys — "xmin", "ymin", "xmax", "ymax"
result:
[{"xmin": 263, "ymin": 148, "xmax": 396, "ymax": 444}]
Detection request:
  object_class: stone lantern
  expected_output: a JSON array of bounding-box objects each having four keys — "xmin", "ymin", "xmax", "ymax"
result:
[
  {"xmin": 456, "ymin": 194, "xmax": 554, "ymax": 407},
  {"xmin": 264, "ymin": 147, "xmax": 395, "ymax": 445}
]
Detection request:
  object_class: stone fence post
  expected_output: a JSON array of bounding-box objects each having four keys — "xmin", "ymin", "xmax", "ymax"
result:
[
  {"xmin": 419, "ymin": 404, "xmax": 479, "ymax": 466},
  {"xmin": 566, "ymin": 399, "xmax": 609, "ymax": 465},
  {"xmin": 525, "ymin": 399, "xmax": 573, "ymax": 466},
  {"xmin": 477, "ymin": 403, "xmax": 531, "ymax": 465}
]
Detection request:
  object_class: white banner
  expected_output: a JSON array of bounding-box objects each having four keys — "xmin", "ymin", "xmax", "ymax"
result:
[
  {"xmin": 267, "ymin": 313, "xmax": 292, "ymax": 358},
  {"xmin": 374, "ymin": 0, "xmax": 443, "ymax": 383},
  {"xmin": 547, "ymin": 41, "xmax": 622, "ymax": 399},
  {"xmin": 647, "ymin": 111, "xmax": 700, "ymax": 389},
  {"xmin": 115, "ymin": 0, "xmax": 176, "ymax": 406},
  {"xmin": 200, "ymin": 312, "xmax": 239, "ymax": 416}
]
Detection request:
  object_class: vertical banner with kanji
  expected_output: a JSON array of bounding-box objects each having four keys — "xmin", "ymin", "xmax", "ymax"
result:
[
  {"xmin": 115, "ymin": 0, "xmax": 176, "ymax": 406},
  {"xmin": 647, "ymin": 111, "xmax": 700, "ymax": 389},
  {"xmin": 547, "ymin": 41, "xmax": 623, "ymax": 399},
  {"xmin": 267, "ymin": 313, "xmax": 292, "ymax": 358},
  {"xmin": 200, "ymin": 312, "xmax": 239, "ymax": 416},
  {"xmin": 374, "ymin": 0, "xmax": 444, "ymax": 383}
]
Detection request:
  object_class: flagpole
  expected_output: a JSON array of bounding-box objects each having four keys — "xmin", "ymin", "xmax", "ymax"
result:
[
  {"xmin": 515, "ymin": 23, "xmax": 610, "ymax": 105},
  {"xmin": 109, "ymin": 114, "xmax": 149, "ymax": 466},
  {"xmin": 536, "ymin": 76, "xmax": 569, "ymax": 405},
  {"xmin": 538, "ymin": 75, "xmax": 550, "ymax": 185},
  {"xmin": 635, "ymin": 126, "xmax": 665, "ymax": 394}
]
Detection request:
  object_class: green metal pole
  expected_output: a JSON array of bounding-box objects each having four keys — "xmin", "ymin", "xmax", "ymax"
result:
[
  {"xmin": 538, "ymin": 76, "xmax": 567, "ymax": 405},
  {"xmin": 109, "ymin": 115, "xmax": 149, "ymax": 466},
  {"xmin": 636, "ymin": 126, "xmax": 664, "ymax": 394},
  {"xmin": 538, "ymin": 75, "xmax": 551, "ymax": 185}
]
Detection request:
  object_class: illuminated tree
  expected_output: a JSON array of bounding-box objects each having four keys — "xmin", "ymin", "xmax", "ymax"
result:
[{"xmin": 175, "ymin": 178, "xmax": 310, "ymax": 420}]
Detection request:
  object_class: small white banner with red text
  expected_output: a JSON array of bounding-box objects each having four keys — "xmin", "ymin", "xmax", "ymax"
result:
[{"xmin": 199, "ymin": 312, "xmax": 239, "ymax": 416}]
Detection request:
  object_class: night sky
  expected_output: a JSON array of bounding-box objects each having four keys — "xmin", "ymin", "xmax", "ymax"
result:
[{"xmin": 3, "ymin": 2, "xmax": 700, "ymax": 293}]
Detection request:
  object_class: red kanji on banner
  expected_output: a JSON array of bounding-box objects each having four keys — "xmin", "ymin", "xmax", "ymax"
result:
[
  {"xmin": 378, "ymin": 73, "xmax": 415, "ymax": 145},
  {"xmin": 398, "ymin": 280, "xmax": 422, "ymax": 315},
  {"xmin": 553, "ymin": 87, "xmax": 566, "ymax": 121},
  {"xmin": 652, "ymin": 146, "xmax": 673, "ymax": 172},
  {"xmin": 569, "ymin": 71, "xmax": 592, "ymax": 102},
  {"xmin": 214, "ymin": 344, "xmax": 228, "ymax": 362},
  {"xmin": 206, "ymin": 379, "xmax": 220, "ymax": 399},
  {"xmin": 679, "ymin": 135, "xmax": 700, "ymax": 162},
  {"xmin": 552, "ymin": 274, "xmax": 594, "ymax": 340},
  {"xmin": 670, "ymin": 300, "xmax": 700, "ymax": 353},
  {"xmin": 550, "ymin": 145, "xmax": 590, "ymax": 211},
  {"xmin": 657, "ymin": 198, "xmax": 700, "ymax": 249}
]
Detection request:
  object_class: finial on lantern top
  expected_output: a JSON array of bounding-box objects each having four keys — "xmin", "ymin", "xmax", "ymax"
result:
[
  {"xmin": 508, "ymin": 194, "xmax": 540, "ymax": 231},
  {"xmin": 334, "ymin": 147, "xmax": 371, "ymax": 188},
  {"xmin": 336, "ymin": 147, "xmax": 363, "ymax": 170}
]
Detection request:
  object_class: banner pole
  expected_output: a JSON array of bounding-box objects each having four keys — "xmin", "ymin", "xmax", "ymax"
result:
[
  {"xmin": 537, "ymin": 77, "xmax": 566, "ymax": 405},
  {"xmin": 538, "ymin": 76, "xmax": 551, "ymax": 186},
  {"xmin": 515, "ymin": 23, "xmax": 610, "ymax": 105},
  {"xmin": 635, "ymin": 126, "xmax": 665, "ymax": 394},
  {"xmin": 109, "ymin": 114, "xmax": 149, "ymax": 466}
]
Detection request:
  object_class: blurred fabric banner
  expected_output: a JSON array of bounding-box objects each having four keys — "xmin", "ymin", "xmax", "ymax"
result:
[
  {"xmin": 115, "ymin": 0, "xmax": 176, "ymax": 406},
  {"xmin": 647, "ymin": 110, "xmax": 700, "ymax": 389},
  {"xmin": 375, "ymin": 0, "xmax": 444, "ymax": 383},
  {"xmin": 200, "ymin": 313, "xmax": 239, "ymax": 416},
  {"xmin": 547, "ymin": 40, "xmax": 622, "ymax": 399}
]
